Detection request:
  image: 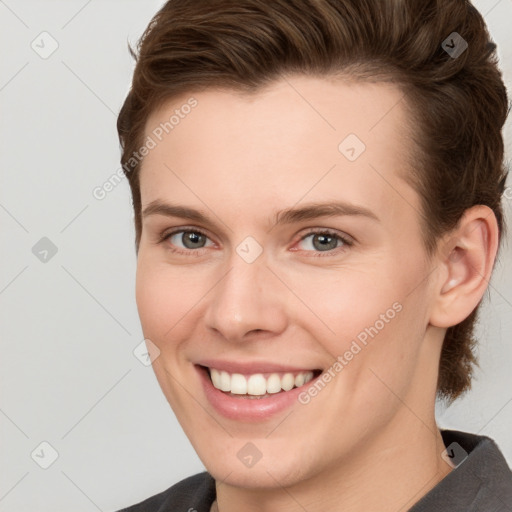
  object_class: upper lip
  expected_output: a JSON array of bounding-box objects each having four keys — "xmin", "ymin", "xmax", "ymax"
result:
[{"xmin": 196, "ymin": 359, "xmax": 321, "ymax": 375}]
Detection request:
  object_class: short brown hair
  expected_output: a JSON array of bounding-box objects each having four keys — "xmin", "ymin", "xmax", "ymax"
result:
[{"xmin": 117, "ymin": 0, "xmax": 510, "ymax": 402}]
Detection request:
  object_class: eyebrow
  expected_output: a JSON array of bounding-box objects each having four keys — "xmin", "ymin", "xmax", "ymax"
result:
[{"xmin": 142, "ymin": 200, "xmax": 380, "ymax": 229}]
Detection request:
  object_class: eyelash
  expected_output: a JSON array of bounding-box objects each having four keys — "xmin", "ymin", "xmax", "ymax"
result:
[{"xmin": 158, "ymin": 226, "xmax": 353, "ymax": 258}]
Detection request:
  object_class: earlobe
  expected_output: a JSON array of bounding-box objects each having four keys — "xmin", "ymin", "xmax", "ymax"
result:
[{"xmin": 429, "ymin": 206, "xmax": 499, "ymax": 329}]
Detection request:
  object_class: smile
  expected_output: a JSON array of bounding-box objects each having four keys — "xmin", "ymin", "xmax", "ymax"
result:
[
  {"xmin": 195, "ymin": 361, "xmax": 323, "ymax": 420},
  {"xmin": 207, "ymin": 367, "xmax": 319, "ymax": 397}
]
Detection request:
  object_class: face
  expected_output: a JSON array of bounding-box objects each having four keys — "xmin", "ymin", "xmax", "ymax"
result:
[{"xmin": 136, "ymin": 75, "xmax": 441, "ymax": 489}]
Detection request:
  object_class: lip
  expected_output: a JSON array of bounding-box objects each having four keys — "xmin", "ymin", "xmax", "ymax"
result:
[
  {"xmin": 197, "ymin": 358, "xmax": 318, "ymax": 376},
  {"xmin": 195, "ymin": 364, "xmax": 322, "ymax": 422}
]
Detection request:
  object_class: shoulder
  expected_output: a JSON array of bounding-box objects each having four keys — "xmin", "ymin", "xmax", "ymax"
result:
[
  {"xmin": 410, "ymin": 429, "xmax": 512, "ymax": 511},
  {"xmin": 115, "ymin": 471, "xmax": 216, "ymax": 512}
]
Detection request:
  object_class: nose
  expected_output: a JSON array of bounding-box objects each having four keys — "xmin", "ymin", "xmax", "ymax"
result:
[{"xmin": 203, "ymin": 250, "xmax": 288, "ymax": 343}]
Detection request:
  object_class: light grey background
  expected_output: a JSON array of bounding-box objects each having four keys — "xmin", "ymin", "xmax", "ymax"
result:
[{"xmin": 0, "ymin": 1, "xmax": 511, "ymax": 511}]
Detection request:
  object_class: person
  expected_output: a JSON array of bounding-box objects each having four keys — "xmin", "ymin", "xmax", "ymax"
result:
[{"xmin": 114, "ymin": 0, "xmax": 512, "ymax": 510}]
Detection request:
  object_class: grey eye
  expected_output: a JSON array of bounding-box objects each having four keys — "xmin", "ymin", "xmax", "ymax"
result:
[
  {"xmin": 169, "ymin": 231, "xmax": 211, "ymax": 250},
  {"xmin": 299, "ymin": 233, "xmax": 342, "ymax": 252}
]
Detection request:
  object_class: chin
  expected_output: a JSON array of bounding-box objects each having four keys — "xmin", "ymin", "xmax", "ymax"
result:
[
  {"xmin": 197, "ymin": 440, "xmax": 312, "ymax": 489},
  {"xmin": 210, "ymin": 462, "xmax": 305, "ymax": 490}
]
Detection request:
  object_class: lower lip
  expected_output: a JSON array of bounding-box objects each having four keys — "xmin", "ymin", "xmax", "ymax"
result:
[{"xmin": 196, "ymin": 366, "xmax": 320, "ymax": 422}]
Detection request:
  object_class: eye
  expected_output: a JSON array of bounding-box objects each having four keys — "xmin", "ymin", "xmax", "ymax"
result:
[
  {"xmin": 294, "ymin": 229, "xmax": 353, "ymax": 256},
  {"xmin": 160, "ymin": 228, "xmax": 215, "ymax": 254},
  {"xmin": 159, "ymin": 227, "xmax": 353, "ymax": 257}
]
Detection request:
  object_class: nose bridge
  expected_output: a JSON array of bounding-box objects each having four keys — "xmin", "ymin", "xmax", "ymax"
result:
[{"xmin": 204, "ymin": 245, "xmax": 286, "ymax": 341}]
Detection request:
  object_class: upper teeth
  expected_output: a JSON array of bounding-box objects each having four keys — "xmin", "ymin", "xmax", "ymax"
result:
[{"xmin": 209, "ymin": 368, "xmax": 315, "ymax": 395}]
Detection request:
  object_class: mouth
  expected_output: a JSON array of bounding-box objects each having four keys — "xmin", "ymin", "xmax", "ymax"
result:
[{"xmin": 198, "ymin": 365, "xmax": 323, "ymax": 399}]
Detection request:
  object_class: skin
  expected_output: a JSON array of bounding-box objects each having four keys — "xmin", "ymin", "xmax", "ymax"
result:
[{"xmin": 135, "ymin": 75, "xmax": 498, "ymax": 511}]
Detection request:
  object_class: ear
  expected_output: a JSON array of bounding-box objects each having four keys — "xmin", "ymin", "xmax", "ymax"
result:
[{"xmin": 429, "ymin": 205, "xmax": 499, "ymax": 328}]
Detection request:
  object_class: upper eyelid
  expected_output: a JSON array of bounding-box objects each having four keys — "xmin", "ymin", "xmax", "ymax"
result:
[
  {"xmin": 162, "ymin": 226, "xmax": 215, "ymax": 242},
  {"xmin": 299, "ymin": 227, "xmax": 354, "ymax": 244}
]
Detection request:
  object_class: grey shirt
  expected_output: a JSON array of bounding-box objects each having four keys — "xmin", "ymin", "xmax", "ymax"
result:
[{"xmin": 117, "ymin": 429, "xmax": 512, "ymax": 511}]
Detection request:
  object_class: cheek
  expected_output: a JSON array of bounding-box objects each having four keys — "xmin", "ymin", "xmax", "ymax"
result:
[
  {"xmin": 287, "ymin": 263, "xmax": 428, "ymax": 391},
  {"xmin": 135, "ymin": 258, "xmax": 206, "ymax": 339},
  {"xmin": 286, "ymin": 268, "xmax": 403, "ymax": 343},
  {"xmin": 135, "ymin": 260, "xmax": 202, "ymax": 412}
]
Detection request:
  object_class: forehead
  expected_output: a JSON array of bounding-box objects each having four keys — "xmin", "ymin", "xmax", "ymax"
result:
[{"xmin": 140, "ymin": 75, "xmax": 419, "ymax": 224}]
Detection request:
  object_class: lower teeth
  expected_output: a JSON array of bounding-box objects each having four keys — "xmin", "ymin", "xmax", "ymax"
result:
[{"xmin": 226, "ymin": 390, "xmax": 287, "ymax": 399}]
